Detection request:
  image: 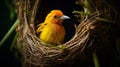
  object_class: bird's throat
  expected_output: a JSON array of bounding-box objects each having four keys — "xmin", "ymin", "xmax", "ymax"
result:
[{"xmin": 56, "ymin": 20, "xmax": 63, "ymax": 25}]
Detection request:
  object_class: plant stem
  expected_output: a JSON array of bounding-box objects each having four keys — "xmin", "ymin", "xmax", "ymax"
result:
[
  {"xmin": 0, "ymin": 19, "xmax": 19, "ymax": 47},
  {"xmin": 10, "ymin": 33, "xmax": 18, "ymax": 51},
  {"xmin": 93, "ymin": 52, "xmax": 100, "ymax": 67},
  {"xmin": 84, "ymin": 0, "xmax": 93, "ymax": 15}
]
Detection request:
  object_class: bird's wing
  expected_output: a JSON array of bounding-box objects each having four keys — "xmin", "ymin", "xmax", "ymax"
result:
[{"xmin": 36, "ymin": 23, "xmax": 47, "ymax": 34}]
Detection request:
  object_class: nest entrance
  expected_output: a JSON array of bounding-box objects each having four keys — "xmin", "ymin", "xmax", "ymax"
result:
[{"xmin": 14, "ymin": 0, "xmax": 119, "ymax": 66}]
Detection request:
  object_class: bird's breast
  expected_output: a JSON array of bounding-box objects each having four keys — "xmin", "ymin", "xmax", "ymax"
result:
[{"xmin": 40, "ymin": 23, "xmax": 65, "ymax": 45}]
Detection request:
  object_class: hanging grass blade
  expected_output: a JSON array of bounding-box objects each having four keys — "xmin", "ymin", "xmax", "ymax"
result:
[{"xmin": 0, "ymin": 19, "xmax": 19, "ymax": 47}]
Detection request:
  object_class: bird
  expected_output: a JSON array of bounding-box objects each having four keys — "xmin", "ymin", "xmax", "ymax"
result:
[{"xmin": 36, "ymin": 10, "xmax": 70, "ymax": 46}]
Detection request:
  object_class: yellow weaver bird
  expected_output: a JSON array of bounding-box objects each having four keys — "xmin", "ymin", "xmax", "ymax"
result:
[{"xmin": 36, "ymin": 10, "xmax": 70, "ymax": 45}]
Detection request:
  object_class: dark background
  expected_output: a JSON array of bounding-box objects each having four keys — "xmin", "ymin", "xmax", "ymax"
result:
[
  {"xmin": 0, "ymin": 0, "xmax": 21, "ymax": 67},
  {"xmin": 0, "ymin": 0, "xmax": 120, "ymax": 67}
]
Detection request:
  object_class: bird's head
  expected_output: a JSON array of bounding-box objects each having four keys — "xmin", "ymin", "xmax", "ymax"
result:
[{"xmin": 45, "ymin": 10, "xmax": 70, "ymax": 25}]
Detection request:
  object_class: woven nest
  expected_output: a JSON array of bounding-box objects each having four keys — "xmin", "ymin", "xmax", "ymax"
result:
[{"xmin": 14, "ymin": 0, "xmax": 119, "ymax": 67}]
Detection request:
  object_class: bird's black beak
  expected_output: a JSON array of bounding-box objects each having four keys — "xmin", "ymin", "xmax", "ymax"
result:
[{"xmin": 59, "ymin": 15, "xmax": 70, "ymax": 20}]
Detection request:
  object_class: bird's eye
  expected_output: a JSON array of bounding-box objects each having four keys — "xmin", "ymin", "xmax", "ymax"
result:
[
  {"xmin": 54, "ymin": 15, "xmax": 57, "ymax": 18},
  {"xmin": 54, "ymin": 15, "xmax": 59, "ymax": 19}
]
